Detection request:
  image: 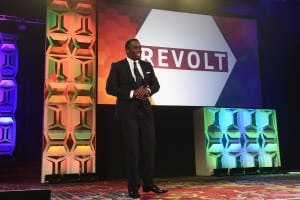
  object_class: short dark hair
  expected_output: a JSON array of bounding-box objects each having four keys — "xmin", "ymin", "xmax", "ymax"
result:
[{"xmin": 125, "ymin": 38, "xmax": 139, "ymax": 49}]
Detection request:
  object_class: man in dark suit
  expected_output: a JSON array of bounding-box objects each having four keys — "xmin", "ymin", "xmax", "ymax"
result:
[{"xmin": 106, "ymin": 38, "xmax": 168, "ymax": 199}]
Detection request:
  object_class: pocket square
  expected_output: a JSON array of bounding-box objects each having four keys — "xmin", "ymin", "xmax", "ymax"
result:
[{"xmin": 146, "ymin": 71, "xmax": 151, "ymax": 74}]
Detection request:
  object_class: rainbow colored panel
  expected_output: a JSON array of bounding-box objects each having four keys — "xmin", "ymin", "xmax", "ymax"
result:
[
  {"xmin": 41, "ymin": 0, "xmax": 96, "ymax": 183},
  {"xmin": 0, "ymin": 33, "xmax": 18, "ymax": 156},
  {"xmin": 194, "ymin": 107, "xmax": 281, "ymax": 175}
]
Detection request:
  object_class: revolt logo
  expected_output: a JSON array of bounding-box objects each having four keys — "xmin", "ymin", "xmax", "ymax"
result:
[
  {"xmin": 142, "ymin": 46, "xmax": 228, "ymax": 72},
  {"xmin": 136, "ymin": 9, "xmax": 236, "ymax": 106}
]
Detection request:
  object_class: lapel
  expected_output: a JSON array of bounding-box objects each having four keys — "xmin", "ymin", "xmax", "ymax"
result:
[
  {"xmin": 122, "ymin": 59, "xmax": 147, "ymax": 85},
  {"xmin": 138, "ymin": 61, "xmax": 147, "ymax": 77},
  {"xmin": 122, "ymin": 59, "xmax": 136, "ymax": 83}
]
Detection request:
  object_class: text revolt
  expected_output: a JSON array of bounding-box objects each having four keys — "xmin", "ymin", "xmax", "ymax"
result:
[{"xmin": 142, "ymin": 46, "xmax": 228, "ymax": 72}]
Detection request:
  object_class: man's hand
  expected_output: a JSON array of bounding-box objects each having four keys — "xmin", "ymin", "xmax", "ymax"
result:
[{"xmin": 133, "ymin": 87, "xmax": 150, "ymax": 101}]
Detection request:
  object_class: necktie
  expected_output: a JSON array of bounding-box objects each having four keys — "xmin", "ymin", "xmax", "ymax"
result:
[{"xmin": 133, "ymin": 61, "xmax": 143, "ymax": 86}]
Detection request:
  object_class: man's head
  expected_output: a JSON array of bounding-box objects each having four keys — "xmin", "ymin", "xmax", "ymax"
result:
[{"xmin": 125, "ymin": 38, "xmax": 142, "ymax": 61}]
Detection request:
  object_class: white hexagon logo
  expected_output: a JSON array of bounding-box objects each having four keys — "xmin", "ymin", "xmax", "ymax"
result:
[{"xmin": 136, "ymin": 9, "xmax": 236, "ymax": 106}]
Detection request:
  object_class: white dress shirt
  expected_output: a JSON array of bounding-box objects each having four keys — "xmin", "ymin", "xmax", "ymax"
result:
[
  {"xmin": 126, "ymin": 57, "xmax": 151, "ymax": 99},
  {"xmin": 127, "ymin": 57, "xmax": 144, "ymax": 81}
]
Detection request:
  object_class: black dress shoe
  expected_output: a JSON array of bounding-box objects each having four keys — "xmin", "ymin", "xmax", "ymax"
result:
[
  {"xmin": 128, "ymin": 190, "xmax": 140, "ymax": 199},
  {"xmin": 143, "ymin": 185, "xmax": 168, "ymax": 194}
]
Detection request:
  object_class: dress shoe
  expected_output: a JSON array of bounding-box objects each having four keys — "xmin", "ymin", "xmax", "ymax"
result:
[
  {"xmin": 143, "ymin": 185, "xmax": 168, "ymax": 194},
  {"xmin": 128, "ymin": 190, "xmax": 140, "ymax": 199}
]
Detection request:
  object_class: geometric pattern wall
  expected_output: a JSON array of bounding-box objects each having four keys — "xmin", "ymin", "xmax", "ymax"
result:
[
  {"xmin": 0, "ymin": 33, "xmax": 18, "ymax": 157},
  {"xmin": 194, "ymin": 107, "xmax": 281, "ymax": 176},
  {"xmin": 41, "ymin": 0, "xmax": 96, "ymax": 183}
]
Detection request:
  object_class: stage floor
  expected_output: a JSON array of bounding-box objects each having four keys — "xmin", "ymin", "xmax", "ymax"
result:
[{"xmin": 1, "ymin": 173, "xmax": 300, "ymax": 199}]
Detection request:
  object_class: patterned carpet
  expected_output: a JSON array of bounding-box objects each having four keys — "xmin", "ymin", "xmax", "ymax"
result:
[{"xmin": 1, "ymin": 173, "xmax": 300, "ymax": 199}]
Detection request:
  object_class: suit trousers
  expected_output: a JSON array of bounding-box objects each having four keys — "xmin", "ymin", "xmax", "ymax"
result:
[{"xmin": 120, "ymin": 116, "xmax": 156, "ymax": 191}]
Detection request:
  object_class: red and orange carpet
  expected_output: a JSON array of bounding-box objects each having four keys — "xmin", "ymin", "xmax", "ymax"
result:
[{"xmin": 1, "ymin": 173, "xmax": 300, "ymax": 199}]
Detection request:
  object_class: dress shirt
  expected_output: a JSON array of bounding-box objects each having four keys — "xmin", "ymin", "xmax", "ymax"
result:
[
  {"xmin": 126, "ymin": 57, "xmax": 151, "ymax": 99},
  {"xmin": 127, "ymin": 57, "xmax": 144, "ymax": 81}
]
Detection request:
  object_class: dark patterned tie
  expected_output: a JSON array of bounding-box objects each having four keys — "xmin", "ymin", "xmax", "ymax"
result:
[{"xmin": 133, "ymin": 61, "xmax": 143, "ymax": 86}]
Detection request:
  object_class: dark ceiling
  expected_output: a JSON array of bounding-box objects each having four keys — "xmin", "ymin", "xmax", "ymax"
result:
[{"xmin": 0, "ymin": 0, "xmax": 46, "ymax": 21}]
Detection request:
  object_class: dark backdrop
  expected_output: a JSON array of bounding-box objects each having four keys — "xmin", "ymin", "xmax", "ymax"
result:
[{"xmin": 0, "ymin": 0, "xmax": 299, "ymax": 180}]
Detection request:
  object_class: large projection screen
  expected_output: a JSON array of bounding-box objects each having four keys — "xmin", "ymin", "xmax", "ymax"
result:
[{"xmin": 97, "ymin": 1, "xmax": 263, "ymax": 108}]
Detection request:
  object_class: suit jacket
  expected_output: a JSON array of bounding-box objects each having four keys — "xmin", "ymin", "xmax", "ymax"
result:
[{"xmin": 106, "ymin": 59, "xmax": 160, "ymax": 120}]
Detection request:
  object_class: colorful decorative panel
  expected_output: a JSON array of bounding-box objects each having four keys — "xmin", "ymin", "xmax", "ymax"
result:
[
  {"xmin": 0, "ymin": 33, "xmax": 18, "ymax": 157},
  {"xmin": 41, "ymin": 0, "xmax": 96, "ymax": 183},
  {"xmin": 194, "ymin": 107, "xmax": 281, "ymax": 176}
]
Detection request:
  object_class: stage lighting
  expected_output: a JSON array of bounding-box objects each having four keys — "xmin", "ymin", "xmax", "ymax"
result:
[{"xmin": 18, "ymin": 23, "xmax": 26, "ymax": 32}]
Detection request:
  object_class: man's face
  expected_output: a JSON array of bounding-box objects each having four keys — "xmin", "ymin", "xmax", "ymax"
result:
[{"xmin": 126, "ymin": 40, "xmax": 142, "ymax": 60}]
